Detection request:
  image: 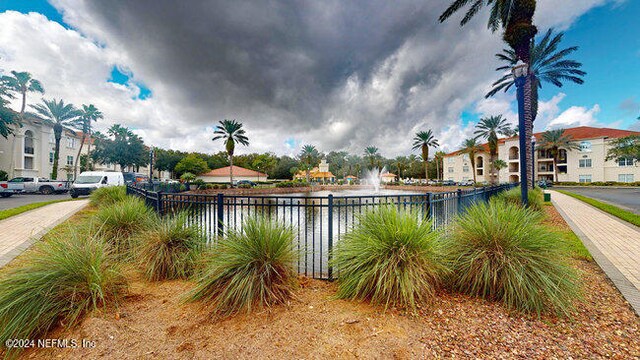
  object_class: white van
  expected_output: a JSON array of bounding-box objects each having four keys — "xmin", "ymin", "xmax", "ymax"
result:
[{"xmin": 70, "ymin": 171, "xmax": 125, "ymax": 198}]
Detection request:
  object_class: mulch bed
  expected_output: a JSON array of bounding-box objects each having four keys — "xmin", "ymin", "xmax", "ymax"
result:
[{"xmin": 18, "ymin": 205, "xmax": 640, "ymax": 359}]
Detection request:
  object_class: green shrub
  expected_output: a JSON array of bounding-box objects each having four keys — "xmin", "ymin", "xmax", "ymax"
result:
[
  {"xmin": 187, "ymin": 216, "xmax": 297, "ymax": 316},
  {"xmin": 95, "ymin": 197, "xmax": 156, "ymax": 256},
  {"xmin": 138, "ymin": 212, "xmax": 206, "ymax": 281},
  {"xmin": 89, "ymin": 186, "xmax": 127, "ymax": 207},
  {"xmin": 332, "ymin": 206, "xmax": 447, "ymax": 310},
  {"xmin": 443, "ymin": 201, "xmax": 579, "ymax": 316},
  {"xmin": 275, "ymin": 180, "xmax": 309, "ymax": 188},
  {"xmin": 0, "ymin": 232, "xmax": 126, "ymax": 359},
  {"xmin": 238, "ymin": 183, "xmax": 252, "ymax": 189},
  {"xmin": 495, "ymin": 187, "xmax": 544, "ymax": 211},
  {"xmin": 0, "ymin": 170, "xmax": 7, "ymax": 181}
]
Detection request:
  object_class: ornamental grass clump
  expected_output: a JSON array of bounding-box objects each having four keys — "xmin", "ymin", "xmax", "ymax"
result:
[
  {"xmin": 444, "ymin": 201, "xmax": 579, "ymax": 316},
  {"xmin": 332, "ymin": 206, "xmax": 447, "ymax": 310},
  {"xmin": 0, "ymin": 232, "xmax": 126, "ymax": 359},
  {"xmin": 95, "ymin": 197, "xmax": 156, "ymax": 257},
  {"xmin": 138, "ymin": 212, "xmax": 206, "ymax": 281},
  {"xmin": 495, "ymin": 187, "xmax": 544, "ymax": 211},
  {"xmin": 188, "ymin": 216, "xmax": 297, "ymax": 316},
  {"xmin": 89, "ymin": 185, "xmax": 127, "ymax": 207}
]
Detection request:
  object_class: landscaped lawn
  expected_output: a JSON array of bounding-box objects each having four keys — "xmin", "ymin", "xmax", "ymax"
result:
[
  {"xmin": 0, "ymin": 198, "xmax": 77, "ymax": 221},
  {"xmin": 4, "ymin": 202, "xmax": 638, "ymax": 359}
]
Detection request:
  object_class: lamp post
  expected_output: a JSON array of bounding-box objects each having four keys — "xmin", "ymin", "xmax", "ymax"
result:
[
  {"xmin": 148, "ymin": 147, "xmax": 154, "ymax": 186},
  {"xmin": 531, "ymin": 135, "xmax": 536, "ymax": 188},
  {"xmin": 512, "ymin": 61, "xmax": 529, "ymax": 206}
]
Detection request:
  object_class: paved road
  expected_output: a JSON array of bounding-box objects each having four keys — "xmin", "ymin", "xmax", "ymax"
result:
[
  {"xmin": 555, "ymin": 187, "xmax": 640, "ymax": 214},
  {"xmin": 0, "ymin": 193, "xmax": 73, "ymax": 210}
]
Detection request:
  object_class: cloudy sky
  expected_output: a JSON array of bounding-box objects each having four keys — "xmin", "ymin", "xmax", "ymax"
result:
[{"xmin": 0, "ymin": 0, "xmax": 638, "ymax": 157}]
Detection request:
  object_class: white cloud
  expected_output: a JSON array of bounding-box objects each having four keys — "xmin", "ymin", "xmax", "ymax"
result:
[{"xmin": 547, "ymin": 104, "xmax": 601, "ymax": 129}]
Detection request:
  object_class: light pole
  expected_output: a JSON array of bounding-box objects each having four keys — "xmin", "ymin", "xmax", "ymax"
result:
[
  {"xmin": 531, "ymin": 135, "xmax": 536, "ymax": 188},
  {"xmin": 512, "ymin": 61, "xmax": 529, "ymax": 206},
  {"xmin": 148, "ymin": 147, "xmax": 154, "ymax": 186}
]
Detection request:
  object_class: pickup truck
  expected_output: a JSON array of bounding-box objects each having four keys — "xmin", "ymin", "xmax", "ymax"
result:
[{"xmin": 0, "ymin": 177, "xmax": 70, "ymax": 196}]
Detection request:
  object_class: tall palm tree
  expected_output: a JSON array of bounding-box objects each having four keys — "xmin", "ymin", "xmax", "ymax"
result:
[
  {"xmin": 363, "ymin": 146, "xmax": 379, "ymax": 169},
  {"xmin": 30, "ymin": 99, "xmax": 80, "ymax": 179},
  {"xmin": 73, "ymin": 104, "xmax": 103, "ymax": 179},
  {"xmin": 412, "ymin": 130, "xmax": 439, "ymax": 182},
  {"xmin": 439, "ymin": 0, "xmax": 538, "ymax": 189},
  {"xmin": 474, "ymin": 115, "xmax": 511, "ymax": 184},
  {"xmin": 212, "ymin": 119, "xmax": 249, "ymax": 186},
  {"xmin": 298, "ymin": 145, "xmax": 320, "ymax": 182},
  {"xmin": 0, "ymin": 83, "xmax": 18, "ymax": 139},
  {"xmin": 434, "ymin": 150, "xmax": 447, "ymax": 181},
  {"xmin": 537, "ymin": 129, "xmax": 579, "ymax": 182},
  {"xmin": 487, "ymin": 29, "xmax": 586, "ymax": 122},
  {"xmin": 493, "ymin": 159, "xmax": 507, "ymax": 184},
  {"xmin": 1, "ymin": 71, "xmax": 45, "ymax": 177},
  {"xmin": 461, "ymin": 138, "xmax": 484, "ymax": 183}
]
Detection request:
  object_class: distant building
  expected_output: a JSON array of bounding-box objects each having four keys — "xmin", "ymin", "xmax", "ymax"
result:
[
  {"xmin": 294, "ymin": 159, "xmax": 336, "ymax": 183},
  {"xmin": 344, "ymin": 175, "xmax": 358, "ymax": 184},
  {"xmin": 444, "ymin": 126, "xmax": 640, "ymax": 184},
  {"xmin": 197, "ymin": 165, "xmax": 267, "ymax": 183},
  {"xmin": 380, "ymin": 172, "xmax": 397, "ymax": 183}
]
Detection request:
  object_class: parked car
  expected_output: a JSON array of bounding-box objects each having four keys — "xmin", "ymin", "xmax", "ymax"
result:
[
  {"xmin": 441, "ymin": 180, "xmax": 456, "ymax": 186},
  {"xmin": 0, "ymin": 180, "xmax": 23, "ymax": 197},
  {"xmin": 235, "ymin": 180, "xmax": 256, "ymax": 187},
  {"xmin": 427, "ymin": 180, "xmax": 439, "ymax": 186},
  {"xmin": 0, "ymin": 177, "xmax": 70, "ymax": 195},
  {"xmin": 459, "ymin": 179, "xmax": 475, "ymax": 187},
  {"xmin": 70, "ymin": 171, "xmax": 125, "ymax": 198},
  {"xmin": 537, "ymin": 180, "xmax": 553, "ymax": 188},
  {"xmin": 122, "ymin": 172, "xmax": 149, "ymax": 185}
]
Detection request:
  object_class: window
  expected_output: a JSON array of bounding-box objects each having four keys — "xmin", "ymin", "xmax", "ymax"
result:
[
  {"xmin": 579, "ymin": 175, "xmax": 592, "ymax": 183},
  {"xmin": 618, "ymin": 158, "xmax": 634, "ymax": 167},
  {"xmin": 448, "ymin": 167, "xmax": 454, "ymax": 173},
  {"xmin": 447, "ymin": 157, "xmax": 455, "ymax": 163},
  {"xmin": 66, "ymin": 137, "xmax": 76, "ymax": 148},
  {"xmin": 49, "ymin": 152, "xmax": 54, "ymax": 164},
  {"xmin": 49, "ymin": 133, "xmax": 55, "ymax": 144},
  {"xmin": 579, "ymin": 141, "xmax": 592, "ymax": 152},
  {"xmin": 618, "ymin": 174, "xmax": 634, "ymax": 183},
  {"xmin": 579, "ymin": 159, "xmax": 592, "ymax": 168},
  {"xmin": 66, "ymin": 155, "xmax": 73, "ymax": 166},
  {"xmin": 462, "ymin": 165, "xmax": 469, "ymax": 173}
]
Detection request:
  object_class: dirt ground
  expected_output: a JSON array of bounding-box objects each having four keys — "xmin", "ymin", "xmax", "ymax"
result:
[{"xmin": 16, "ymin": 206, "xmax": 640, "ymax": 359}]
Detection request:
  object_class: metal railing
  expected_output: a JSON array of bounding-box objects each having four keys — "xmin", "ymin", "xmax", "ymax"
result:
[{"xmin": 127, "ymin": 183, "xmax": 517, "ymax": 280}]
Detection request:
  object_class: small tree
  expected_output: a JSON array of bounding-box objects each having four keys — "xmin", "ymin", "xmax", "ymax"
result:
[
  {"xmin": 606, "ymin": 135, "xmax": 640, "ymax": 164},
  {"xmin": 298, "ymin": 145, "xmax": 320, "ymax": 182},
  {"xmin": 212, "ymin": 119, "xmax": 249, "ymax": 186},
  {"xmin": 537, "ymin": 129, "xmax": 579, "ymax": 182},
  {"xmin": 493, "ymin": 159, "xmax": 507, "ymax": 184},
  {"xmin": 174, "ymin": 154, "xmax": 209, "ymax": 177}
]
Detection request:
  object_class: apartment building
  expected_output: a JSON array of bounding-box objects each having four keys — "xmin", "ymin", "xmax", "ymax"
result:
[{"xmin": 444, "ymin": 126, "xmax": 639, "ymax": 184}]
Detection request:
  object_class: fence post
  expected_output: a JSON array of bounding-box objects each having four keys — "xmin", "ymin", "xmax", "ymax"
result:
[
  {"xmin": 156, "ymin": 191, "xmax": 163, "ymax": 214},
  {"xmin": 456, "ymin": 188, "xmax": 463, "ymax": 213},
  {"xmin": 427, "ymin": 192, "xmax": 433, "ymax": 219},
  {"xmin": 217, "ymin": 193, "xmax": 224, "ymax": 235},
  {"xmin": 327, "ymin": 194, "xmax": 334, "ymax": 281}
]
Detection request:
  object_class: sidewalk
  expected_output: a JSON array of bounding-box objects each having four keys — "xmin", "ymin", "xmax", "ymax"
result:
[
  {"xmin": 549, "ymin": 190, "xmax": 640, "ymax": 315},
  {"xmin": 0, "ymin": 199, "xmax": 89, "ymax": 267}
]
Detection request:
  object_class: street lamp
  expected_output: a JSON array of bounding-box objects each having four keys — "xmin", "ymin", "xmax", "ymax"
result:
[
  {"xmin": 148, "ymin": 147, "xmax": 154, "ymax": 186},
  {"xmin": 531, "ymin": 135, "xmax": 536, "ymax": 188},
  {"xmin": 512, "ymin": 60, "xmax": 529, "ymax": 206}
]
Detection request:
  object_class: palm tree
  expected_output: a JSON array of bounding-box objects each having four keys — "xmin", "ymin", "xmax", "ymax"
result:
[
  {"xmin": 298, "ymin": 145, "xmax": 320, "ymax": 182},
  {"xmin": 212, "ymin": 119, "xmax": 249, "ymax": 186},
  {"xmin": 1, "ymin": 71, "xmax": 45, "ymax": 177},
  {"xmin": 394, "ymin": 156, "xmax": 408, "ymax": 180},
  {"xmin": 487, "ymin": 29, "xmax": 586, "ymax": 122},
  {"xmin": 461, "ymin": 138, "xmax": 484, "ymax": 183},
  {"xmin": 474, "ymin": 115, "xmax": 511, "ymax": 184},
  {"xmin": 493, "ymin": 159, "xmax": 507, "ymax": 184},
  {"xmin": 30, "ymin": 99, "xmax": 80, "ymax": 179},
  {"xmin": 412, "ymin": 130, "xmax": 439, "ymax": 182},
  {"xmin": 440, "ymin": 0, "xmax": 538, "ymax": 189},
  {"xmin": 73, "ymin": 104, "xmax": 103, "ymax": 179},
  {"xmin": 0, "ymin": 83, "xmax": 18, "ymax": 139},
  {"xmin": 537, "ymin": 129, "xmax": 579, "ymax": 182},
  {"xmin": 434, "ymin": 150, "xmax": 447, "ymax": 181},
  {"xmin": 363, "ymin": 146, "xmax": 379, "ymax": 169}
]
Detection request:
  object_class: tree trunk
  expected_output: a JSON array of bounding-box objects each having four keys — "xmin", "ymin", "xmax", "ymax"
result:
[
  {"xmin": 52, "ymin": 123, "xmax": 62, "ymax": 180},
  {"xmin": 471, "ymin": 159, "xmax": 477, "ymax": 183},
  {"xmin": 523, "ymin": 74, "xmax": 534, "ymax": 189},
  {"xmin": 73, "ymin": 133, "xmax": 86, "ymax": 180},
  {"xmin": 553, "ymin": 156, "xmax": 559, "ymax": 182},
  {"xmin": 435, "ymin": 159, "xmax": 439, "ymax": 182},
  {"xmin": 423, "ymin": 146, "xmax": 429, "ymax": 182},
  {"xmin": 86, "ymin": 130, "xmax": 93, "ymax": 170},
  {"xmin": 8, "ymin": 92, "xmax": 27, "ymax": 179},
  {"xmin": 229, "ymin": 155, "xmax": 234, "ymax": 186},
  {"xmin": 305, "ymin": 168, "xmax": 310, "ymax": 183}
]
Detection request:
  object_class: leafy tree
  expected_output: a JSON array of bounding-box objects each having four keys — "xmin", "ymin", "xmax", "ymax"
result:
[
  {"xmin": 461, "ymin": 138, "xmax": 484, "ymax": 183},
  {"xmin": 393, "ymin": 156, "xmax": 408, "ymax": 179},
  {"xmin": 537, "ymin": 129, "xmax": 579, "ymax": 182},
  {"xmin": 326, "ymin": 151, "xmax": 348, "ymax": 178},
  {"xmin": 433, "ymin": 151, "xmax": 447, "ymax": 181},
  {"xmin": 606, "ymin": 135, "xmax": 640, "ymax": 163},
  {"xmin": 30, "ymin": 99, "xmax": 81, "ymax": 179},
  {"xmin": 0, "ymin": 83, "xmax": 18, "ymax": 139},
  {"xmin": 363, "ymin": 146, "xmax": 380, "ymax": 169},
  {"xmin": 73, "ymin": 104, "xmax": 103, "ymax": 179},
  {"xmin": 493, "ymin": 159, "xmax": 507, "ymax": 184},
  {"xmin": 298, "ymin": 145, "xmax": 320, "ymax": 182},
  {"xmin": 272, "ymin": 155, "xmax": 298, "ymax": 180},
  {"xmin": 204, "ymin": 151, "xmax": 230, "ymax": 170},
  {"xmin": 175, "ymin": 154, "xmax": 209, "ymax": 177},
  {"xmin": 487, "ymin": 29, "xmax": 586, "ymax": 122},
  {"xmin": 474, "ymin": 115, "xmax": 511, "ymax": 184},
  {"xmin": 412, "ymin": 130, "xmax": 439, "ymax": 181},
  {"xmin": 212, "ymin": 119, "xmax": 249, "ymax": 185},
  {"xmin": 91, "ymin": 125, "xmax": 148, "ymax": 171}
]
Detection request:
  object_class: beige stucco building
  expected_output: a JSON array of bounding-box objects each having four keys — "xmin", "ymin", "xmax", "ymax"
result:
[{"xmin": 444, "ymin": 126, "xmax": 639, "ymax": 184}]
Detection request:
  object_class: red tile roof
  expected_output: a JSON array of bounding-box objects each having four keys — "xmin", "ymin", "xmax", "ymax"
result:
[
  {"xmin": 200, "ymin": 166, "xmax": 267, "ymax": 177},
  {"xmin": 445, "ymin": 126, "xmax": 640, "ymax": 156}
]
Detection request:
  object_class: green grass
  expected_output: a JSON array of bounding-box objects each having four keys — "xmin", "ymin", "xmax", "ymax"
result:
[
  {"xmin": 332, "ymin": 206, "xmax": 447, "ymax": 311},
  {"xmin": 556, "ymin": 190, "xmax": 640, "ymax": 227},
  {"xmin": 187, "ymin": 216, "xmax": 298, "ymax": 316},
  {"xmin": 495, "ymin": 187, "xmax": 544, "ymax": 212},
  {"xmin": 0, "ymin": 230, "xmax": 127, "ymax": 360},
  {"xmin": 89, "ymin": 186, "xmax": 127, "ymax": 207},
  {"xmin": 0, "ymin": 198, "xmax": 76, "ymax": 221},
  {"xmin": 138, "ymin": 212, "xmax": 206, "ymax": 281},
  {"xmin": 94, "ymin": 197, "xmax": 156, "ymax": 257},
  {"xmin": 444, "ymin": 201, "xmax": 580, "ymax": 317},
  {"xmin": 556, "ymin": 228, "xmax": 592, "ymax": 261}
]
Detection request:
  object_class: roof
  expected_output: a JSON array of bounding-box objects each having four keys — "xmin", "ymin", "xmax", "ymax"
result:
[
  {"xmin": 381, "ymin": 172, "xmax": 396, "ymax": 177},
  {"xmin": 345, "ymin": 175, "xmax": 358, "ymax": 179},
  {"xmin": 199, "ymin": 165, "xmax": 267, "ymax": 177},
  {"xmin": 310, "ymin": 171, "xmax": 335, "ymax": 178},
  {"xmin": 445, "ymin": 126, "xmax": 640, "ymax": 156}
]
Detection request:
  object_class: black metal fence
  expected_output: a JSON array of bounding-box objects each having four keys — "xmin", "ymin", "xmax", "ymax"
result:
[{"xmin": 127, "ymin": 183, "xmax": 517, "ymax": 280}]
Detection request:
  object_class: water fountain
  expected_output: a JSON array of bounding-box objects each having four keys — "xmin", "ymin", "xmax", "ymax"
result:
[{"xmin": 363, "ymin": 166, "xmax": 386, "ymax": 193}]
